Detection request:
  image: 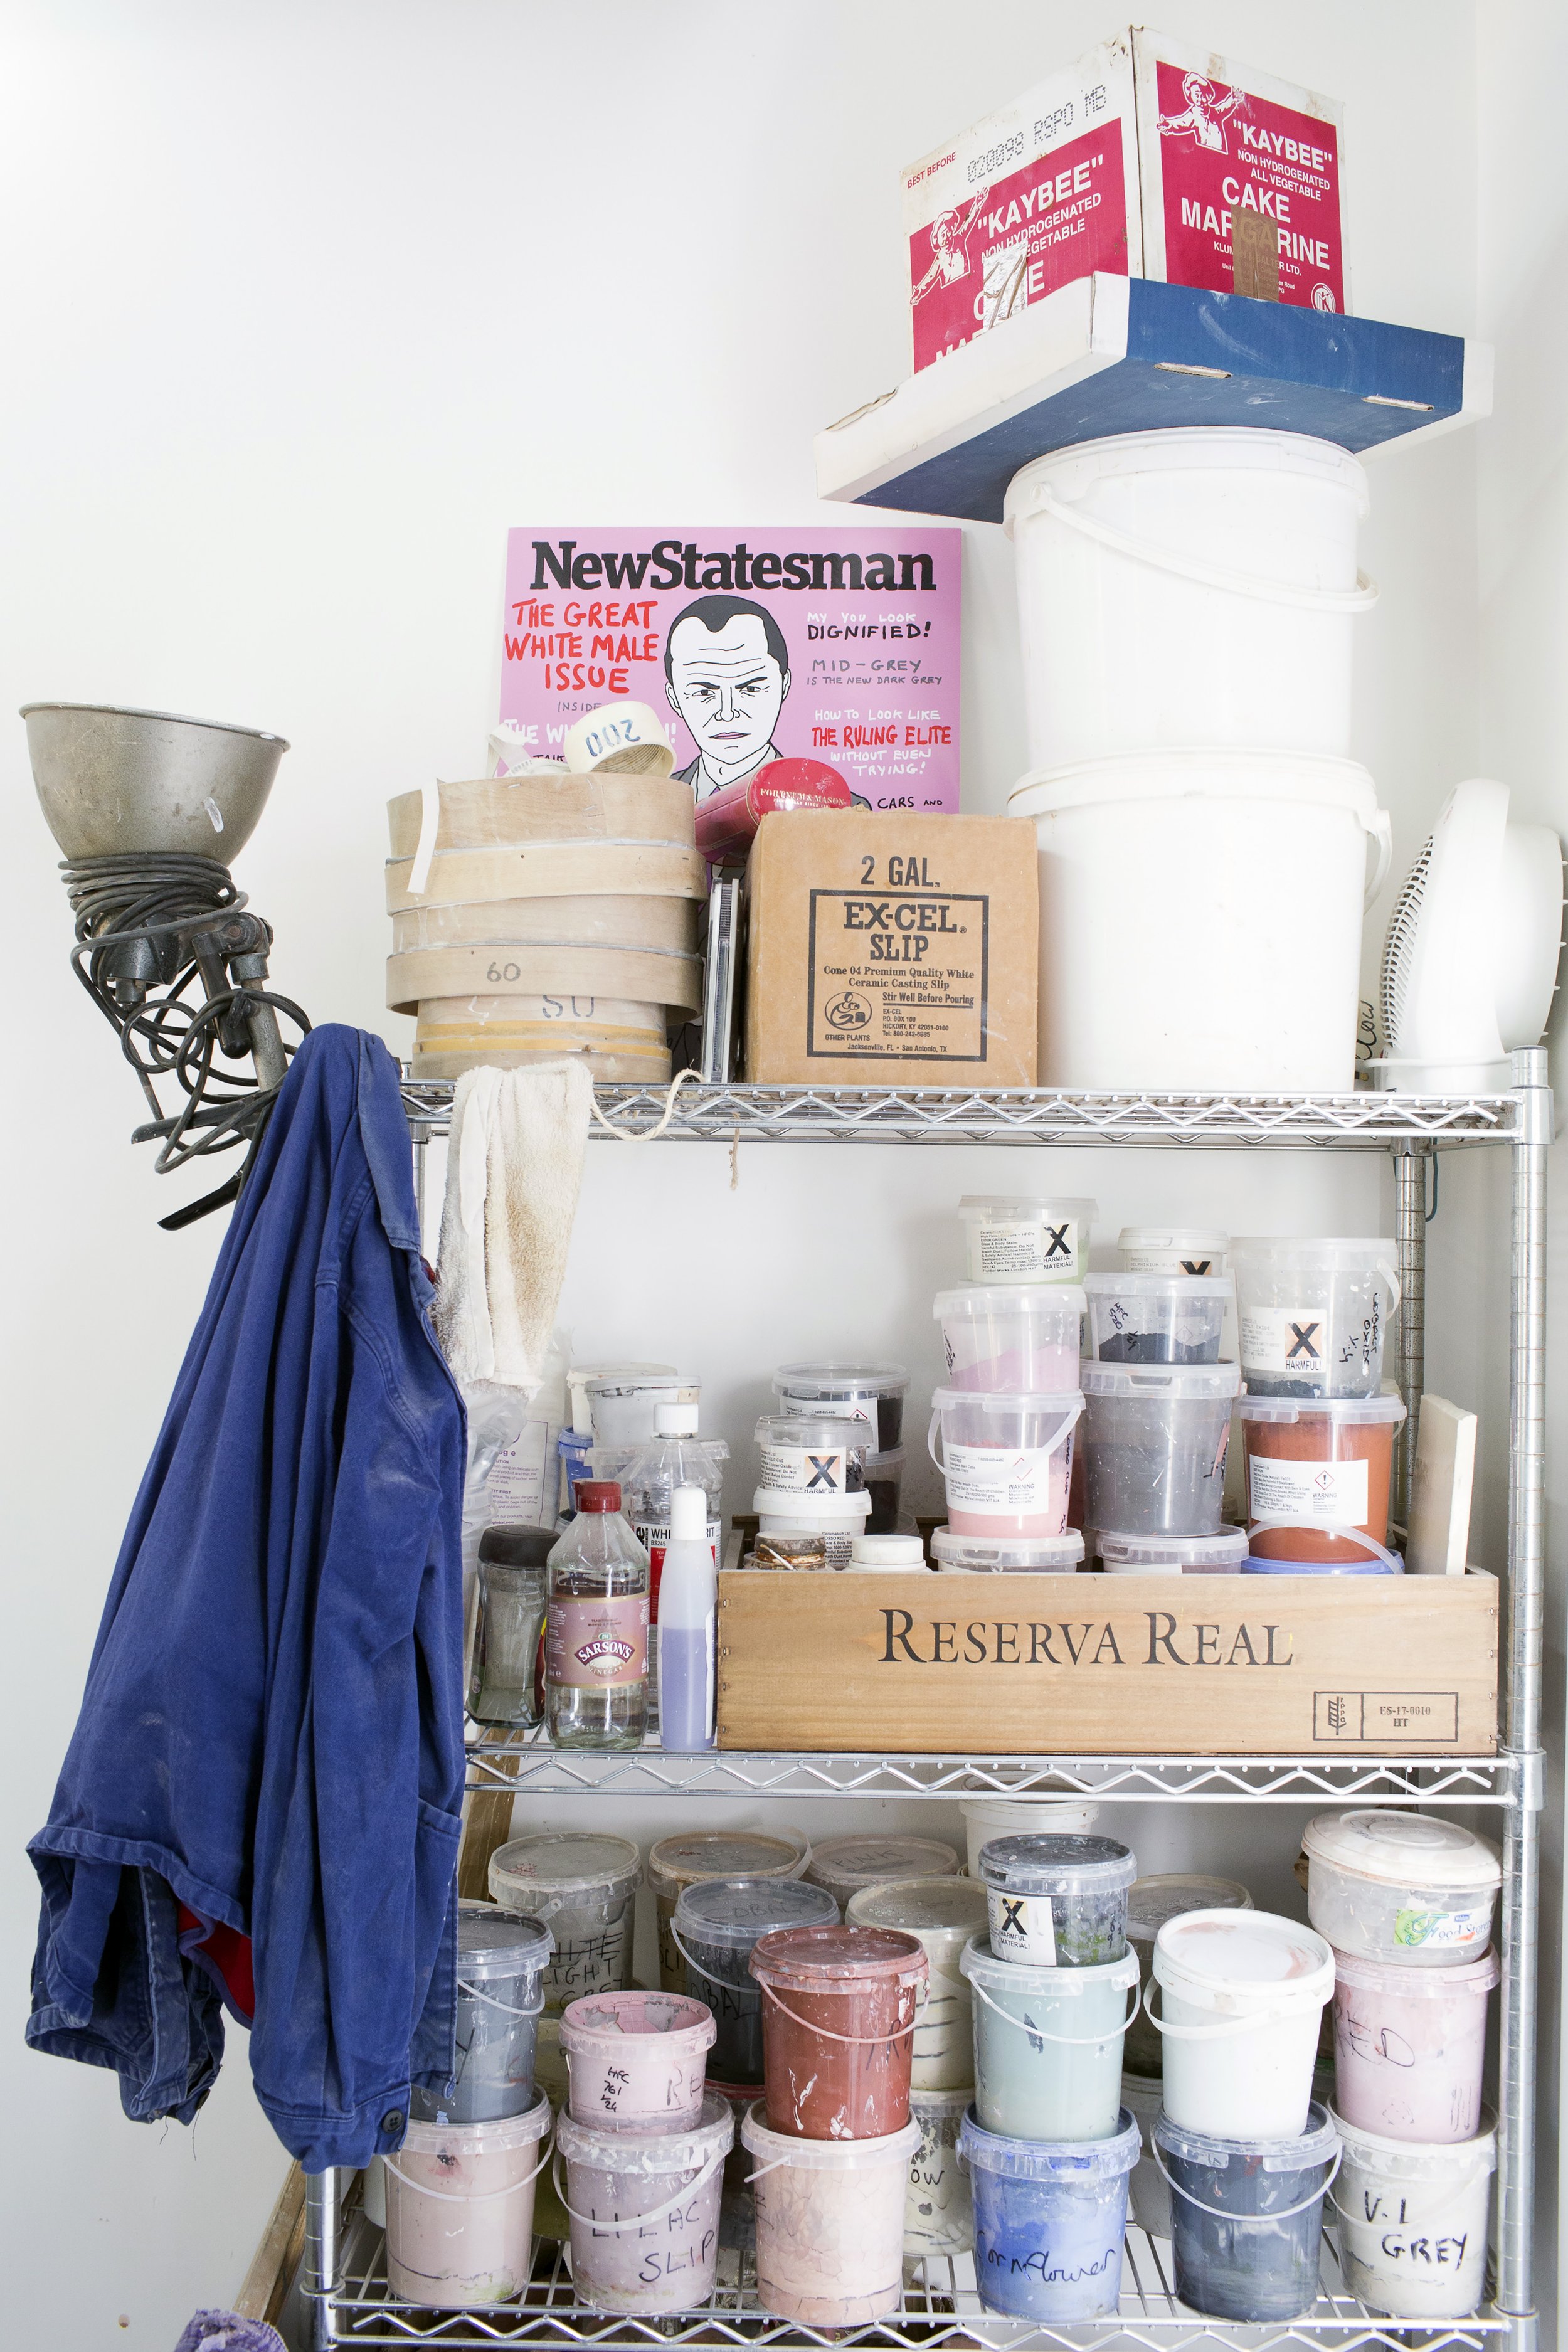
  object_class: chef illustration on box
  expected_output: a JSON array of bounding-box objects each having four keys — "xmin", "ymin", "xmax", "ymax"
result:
[
  {"xmin": 1159, "ymin": 70, "xmax": 1244, "ymax": 152},
  {"xmin": 910, "ymin": 191, "xmax": 987, "ymax": 308}
]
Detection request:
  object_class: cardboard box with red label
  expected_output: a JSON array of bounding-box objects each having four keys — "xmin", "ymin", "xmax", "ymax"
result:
[{"xmin": 901, "ymin": 28, "xmax": 1347, "ymax": 374}]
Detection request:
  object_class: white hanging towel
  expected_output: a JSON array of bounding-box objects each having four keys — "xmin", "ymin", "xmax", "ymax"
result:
[{"xmin": 433, "ymin": 1059, "xmax": 593, "ymax": 1394}]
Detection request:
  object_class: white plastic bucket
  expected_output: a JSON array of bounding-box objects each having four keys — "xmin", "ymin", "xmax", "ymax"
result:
[
  {"xmin": 960, "ymin": 1797, "xmax": 1099, "ymax": 1877},
  {"xmin": 959, "ymin": 1193, "xmax": 1096, "ymax": 1284},
  {"xmin": 1303, "ymin": 1811, "xmax": 1501, "ymax": 1968},
  {"xmin": 904, "ymin": 2084, "xmax": 975, "ymax": 2257},
  {"xmin": 1330, "ymin": 2104, "xmax": 1496, "ymax": 2319},
  {"xmin": 555, "ymin": 2092, "xmax": 733, "ymax": 2314},
  {"xmin": 1330, "ymin": 1946, "xmax": 1499, "ymax": 2144},
  {"xmin": 934, "ymin": 1283, "xmax": 1085, "ymax": 1391},
  {"xmin": 846, "ymin": 1876, "xmax": 990, "ymax": 2090},
  {"xmin": 559, "ymin": 1989, "xmax": 716, "ymax": 2133},
  {"xmin": 1004, "ymin": 429, "xmax": 1373, "ymax": 770},
  {"xmin": 1232, "ymin": 1237, "xmax": 1401, "ymax": 1398},
  {"xmin": 1148, "ymin": 1909, "xmax": 1335, "ymax": 2141},
  {"xmin": 1009, "ymin": 751, "xmax": 1392, "ymax": 1095},
  {"xmin": 961, "ymin": 1934, "xmax": 1140, "ymax": 2141},
  {"xmin": 384, "ymin": 2094, "xmax": 552, "ymax": 2307},
  {"xmin": 928, "ymin": 1387, "xmax": 1083, "ymax": 1537},
  {"xmin": 1118, "ymin": 1225, "xmax": 1229, "ymax": 1276},
  {"xmin": 742, "ymin": 2102, "xmax": 921, "ymax": 2324}
]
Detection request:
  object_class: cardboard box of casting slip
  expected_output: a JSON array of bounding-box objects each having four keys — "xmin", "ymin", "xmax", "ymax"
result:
[
  {"xmin": 903, "ymin": 28, "xmax": 1347, "ymax": 373},
  {"xmin": 745, "ymin": 810, "xmax": 1037, "ymax": 1087}
]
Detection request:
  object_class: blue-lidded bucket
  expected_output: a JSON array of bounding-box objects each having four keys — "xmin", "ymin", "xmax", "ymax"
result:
[
  {"xmin": 959, "ymin": 2105, "xmax": 1139, "ymax": 2320},
  {"xmin": 959, "ymin": 1934, "xmax": 1139, "ymax": 2141},
  {"xmin": 1153, "ymin": 2102, "xmax": 1340, "ymax": 2322}
]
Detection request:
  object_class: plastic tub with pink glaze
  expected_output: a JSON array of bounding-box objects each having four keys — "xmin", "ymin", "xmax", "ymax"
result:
[
  {"xmin": 384, "ymin": 2093, "xmax": 553, "ymax": 2307},
  {"xmin": 554, "ymin": 2092, "xmax": 734, "ymax": 2313},
  {"xmin": 560, "ymin": 1989, "xmax": 716, "ymax": 2134},
  {"xmin": 742, "ymin": 2102, "xmax": 921, "ymax": 2322},
  {"xmin": 1331, "ymin": 1946, "xmax": 1499, "ymax": 2143},
  {"xmin": 933, "ymin": 1287, "xmax": 1085, "ymax": 1391},
  {"xmin": 929, "ymin": 1389, "xmax": 1083, "ymax": 1537}
]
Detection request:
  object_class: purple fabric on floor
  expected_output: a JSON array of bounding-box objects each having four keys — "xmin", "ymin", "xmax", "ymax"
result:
[{"xmin": 174, "ymin": 2314, "xmax": 287, "ymax": 2352}]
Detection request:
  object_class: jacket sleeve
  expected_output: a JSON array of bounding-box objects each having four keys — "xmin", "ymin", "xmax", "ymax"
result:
[{"xmin": 245, "ymin": 1198, "xmax": 466, "ymax": 2171}]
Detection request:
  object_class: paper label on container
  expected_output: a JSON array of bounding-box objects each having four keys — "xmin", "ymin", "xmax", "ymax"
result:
[
  {"xmin": 758, "ymin": 1444, "xmax": 854, "ymax": 1495},
  {"xmin": 1249, "ymin": 1454, "xmax": 1369, "ymax": 1525},
  {"xmin": 973, "ymin": 1217, "xmax": 1081, "ymax": 1279},
  {"xmin": 807, "ymin": 884, "xmax": 988, "ymax": 1064},
  {"xmin": 1152, "ymin": 59, "xmax": 1345, "ymax": 313},
  {"xmin": 988, "ymin": 1888, "xmax": 1058, "ymax": 1964},
  {"xmin": 1393, "ymin": 1903, "xmax": 1489, "ymax": 1952},
  {"xmin": 1240, "ymin": 1306, "xmax": 1330, "ymax": 1379},
  {"xmin": 1125, "ymin": 1248, "xmax": 1221, "ymax": 1276},
  {"xmin": 942, "ymin": 1441, "xmax": 1067, "ymax": 1522},
  {"xmin": 546, "ymin": 1596, "xmax": 649, "ymax": 1689},
  {"xmin": 486, "ymin": 1417, "xmax": 558, "ymax": 1525}
]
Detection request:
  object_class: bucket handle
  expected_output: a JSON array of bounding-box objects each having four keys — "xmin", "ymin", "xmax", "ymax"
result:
[
  {"xmin": 383, "ymin": 2126, "xmax": 554, "ymax": 2206},
  {"xmin": 669, "ymin": 1925, "xmax": 756, "ymax": 1996},
  {"xmin": 928, "ymin": 1411, "xmax": 1077, "ymax": 1480},
  {"xmin": 1153, "ymin": 2141, "xmax": 1340, "ymax": 2225},
  {"xmin": 1026, "ymin": 483, "xmax": 1380, "ymax": 615},
  {"xmin": 1245, "ymin": 1519, "xmax": 1402, "ymax": 1573},
  {"xmin": 550, "ymin": 2144, "xmax": 725, "ymax": 2233},
  {"xmin": 1327, "ymin": 2162, "xmax": 1492, "ymax": 2232},
  {"xmin": 758, "ymin": 1979, "xmax": 926, "ymax": 2048},
  {"xmin": 968, "ymin": 1970, "xmax": 1139, "ymax": 2045},
  {"xmin": 1364, "ymin": 811, "xmax": 1394, "ymax": 908},
  {"xmin": 457, "ymin": 1978, "xmax": 546, "ymax": 2022},
  {"xmin": 1140, "ymin": 1977, "xmax": 1318, "ymax": 2043}
]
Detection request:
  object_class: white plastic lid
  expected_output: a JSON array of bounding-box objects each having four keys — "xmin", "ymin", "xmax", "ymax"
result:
[
  {"xmin": 1079, "ymin": 1360, "xmax": 1242, "ymax": 1399},
  {"xmin": 1240, "ymin": 1394, "xmax": 1406, "ymax": 1426},
  {"xmin": 806, "ymin": 1834, "xmax": 958, "ymax": 1892},
  {"xmin": 931, "ymin": 1528, "xmax": 1085, "ymax": 1571},
  {"xmin": 1010, "ymin": 751, "xmax": 1382, "ymax": 830},
  {"xmin": 1097, "ymin": 1528, "xmax": 1249, "ymax": 1569},
  {"xmin": 1232, "ymin": 1236, "xmax": 1397, "ymax": 1264},
  {"xmin": 754, "ymin": 1487, "xmax": 872, "ymax": 1525},
  {"xmin": 931, "ymin": 1385, "xmax": 1085, "ymax": 1415},
  {"xmin": 1153, "ymin": 1908, "xmax": 1336, "ymax": 2001},
  {"xmin": 933, "ymin": 1283, "xmax": 1087, "ymax": 1319},
  {"xmin": 670, "ymin": 1485, "xmax": 707, "ymax": 1542},
  {"xmin": 655, "ymin": 1401, "xmax": 700, "ymax": 1436},
  {"xmin": 754, "ymin": 1412, "xmax": 869, "ymax": 1448},
  {"xmin": 773, "ymin": 1362, "xmax": 908, "ymax": 1397},
  {"xmin": 1118, "ymin": 1226, "xmax": 1229, "ymax": 1258},
  {"xmin": 958, "ymin": 1194, "xmax": 1097, "ymax": 1221},
  {"xmin": 1084, "ymin": 1272, "xmax": 1232, "ymax": 1301},
  {"xmin": 1004, "ymin": 428, "xmax": 1369, "ymax": 519},
  {"xmin": 850, "ymin": 1534, "xmax": 925, "ymax": 1569},
  {"xmin": 1302, "ymin": 1811, "xmax": 1502, "ymax": 1893}
]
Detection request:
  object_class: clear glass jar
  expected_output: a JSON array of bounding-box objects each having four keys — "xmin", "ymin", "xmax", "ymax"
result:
[
  {"xmin": 544, "ymin": 1481, "xmax": 650, "ymax": 1750},
  {"xmin": 468, "ymin": 1524, "xmax": 554, "ymax": 1727}
]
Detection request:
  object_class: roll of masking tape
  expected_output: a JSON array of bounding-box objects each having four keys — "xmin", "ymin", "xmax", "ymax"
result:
[{"xmin": 562, "ymin": 701, "xmax": 675, "ymax": 777}]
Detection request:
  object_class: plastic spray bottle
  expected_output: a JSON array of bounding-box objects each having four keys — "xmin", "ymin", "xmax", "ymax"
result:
[{"xmin": 657, "ymin": 1483, "xmax": 718, "ymax": 1752}]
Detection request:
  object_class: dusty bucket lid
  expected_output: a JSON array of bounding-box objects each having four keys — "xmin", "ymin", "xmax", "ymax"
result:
[
  {"xmin": 847, "ymin": 1877, "xmax": 990, "ymax": 1937},
  {"xmin": 1153, "ymin": 2099, "xmax": 1339, "ymax": 2173},
  {"xmin": 1153, "ymin": 1909, "xmax": 1335, "ymax": 2009},
  {"xmin": 741, "ymin": 2100, "xmax": 921, "ymax": 2166},
  {"xmin": 960, "ymin": 1933, "xmax": 1139, "ymax": 1998},
  {"xmin": 1098, "ymin": 1529, "xmax": 1249, "ymax": 1570},
  {"xmin": 457, "ymin": 1898, "xmax": 554, "ymax": 1982},
  {"xmin": 1240, "ymin": 1394, "xmax": 1407, "ymax": 1426},
  {"xmin": 555, "ymin": 2087, "xmax": 734, "ymax": 2171},
  {"xmin": 1302, "ymin": 1810, "xmax": 1501, "ymax": 1892},
  {"xmin": 648, "ymin": 1828, "xmax": 808, "ymax": 1900},
  {"xmin": 489, "ymin": 1831, "xmax": 642, "ymax": 1914},
  {"xmin": 932, "ymin": 1528, "xmax": 1085, "ymax": 1572},
  {"xmin": 1126, "ymin": 1876, "xmax": 1251, "ymax": 1948},
  {"xmin": 1331, "ymin": 1943, "xmax": 1499, "ymax": 1998},
  {"xmin": 960, "ymin": 2104, "xmax": 1142, "ymax": 2178},
  {"xmin": 674, "ymin": 1875, "xmax": 839, "ymax": 1952},
  {"xmin": 977, "ymin": 1833, "xmax": 1136, "ymax": 1897},
  {"xmin": 1080, "ymin": 1360, "xmax": 1242, "ymax": 1400},
  {"xmin": 805, "ymin": 1834, "xmax": 958, "ymax": 1894},
  {"xmin": 1330, "ymin": 2100, "xmax": 1498, "ymax": 2177},
  {"xmin": 401, "ymin": 2088, "xmax": 553, "ymax": 2159},
  {"xmin": 748, "ymin": 1922, "xmax": 928, "ymax": 1989}
]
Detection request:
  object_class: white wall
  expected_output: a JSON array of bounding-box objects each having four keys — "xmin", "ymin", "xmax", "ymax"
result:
[{"xmin": 0, "ymin": 2, "xmax": 1493, "ymax": 2341}]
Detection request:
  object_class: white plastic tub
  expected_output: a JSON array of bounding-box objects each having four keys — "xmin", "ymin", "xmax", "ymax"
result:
[
  {"xmin": 1232, "ymin": 1237, "xmax": 1400, "ymax": 1397},
  {"xmin": 743, "ymin": 2104, "xmax": 921, "ymax": 2323},
  {"xmin": 1331, "ymin": 2106, "xmax": 1496, "ymax": 2319},
  {"xmin": 959, "ymin": 1194, "xmax": 1096, "ymax": 1284},
  {"xmin": 1004, "ymin": 430, "xmax": 1373, "ymax": 770},
  {"xmin": 959, "ymin": 1797, "xmax": 1099, "ymax": 1879},
  {"xmin": 1079, "ymin": 1362, "xmax": 1241, "ymax": 1539},
  {"xmin": 847, "ymin": 1877, "xmax": 990, "ymax": 2090},
  {"xmin": 1084, "ymin": 1272, "xmax": 1232, "ymax": 1366},
  {"xmin": 935, "ymin": 1284, "xmax": 1084, "ymax": 1391},
  {"xmin": 1096, "ymin": 1528, "xmax": 1249, "ymax": 1574},
  {"xmin": 929, "ymin": 1387, "xmax": 1084, "ymax": 1537},
  {"xmin": 1148, "ymin": 1909, "xmax": 1336, "ymax": 2141},
  {"xmin": 384, "ymin": 2095, "xmax": 553, "ymax": 2307},
  {"xmin": 753, "ymin": 1486, "xmax": 871, "ymax": 1568},
  {"xmin": 904, "ymin": 2084, "xmax": 975, "ymax": 2256},
  {"xmin": 1009, "ymin": 751, "xmax": 1392, "ymax": 1094},
  {"xmin": 932, "ymin": 1529, "xmax": 1085, "ymax": 1575},
  {"xmin": 1302, "ymin": 1811, "xmax": 1501, "ymax": 1966},
  {"xmin": 1118, "ymin": 1226, "xmax": 1229, "ymax": 1276}
]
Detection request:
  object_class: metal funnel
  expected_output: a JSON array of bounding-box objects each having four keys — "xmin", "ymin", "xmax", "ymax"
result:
[{"xmin": 21, "ymin": 702, "xmax": 289, "ymax": 861}]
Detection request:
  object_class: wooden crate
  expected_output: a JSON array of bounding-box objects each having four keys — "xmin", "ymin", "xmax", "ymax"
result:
[{"xmin": 716, "ymin": 1571, "xmax": 1498, "ymax": 1756}]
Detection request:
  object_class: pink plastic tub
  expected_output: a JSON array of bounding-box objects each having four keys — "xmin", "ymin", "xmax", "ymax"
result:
[
  {"xmin": 1331, "ymin": 1945, "xmax": 1498, "ymax": 2143},
  {"xmin": 933, "ymin": 1286, "xmax": 1085, "ymax": 1391},
  {"xmin": 560, "ymin": 1990, "xmax": 716, "ymax": 2134},
  {"xmin": 929, "ymin": 1389, "xmax": 1083, "ymax": 1537}
]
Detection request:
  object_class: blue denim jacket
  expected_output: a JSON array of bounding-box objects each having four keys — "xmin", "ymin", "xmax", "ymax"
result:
[{"xmin": 27, "ymin": 1026, "xmax": 466, "ymax": 2171}]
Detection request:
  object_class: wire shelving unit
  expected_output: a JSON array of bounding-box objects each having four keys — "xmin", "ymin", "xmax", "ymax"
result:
[{"xmin": 307, "ymin": 1054, "xmax": 1548, "ymax": 2352}]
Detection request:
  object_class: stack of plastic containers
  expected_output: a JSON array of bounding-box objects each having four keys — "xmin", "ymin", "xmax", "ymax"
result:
[
  {"xmin": 646, "ymin": 1826, "xmax": 810, "ymax": 1991},
  {"xmin": 931, "ymin": 1207, "xmax": 1088, "ymax": 1557},
  {"xmin": 1116, "ymin": 1875, "xmax": 1253, "ymax": 2240},
  {"xmin": 1234, "ymin": 1239, "xmax": 1407, "ymax": 1574},
  {"xmin": 1079, "ymin": 1263, "xmax": 1244, "ymax": 1567},
  {"xmin": 741, "ymin": 1923, "xmax": 927, "ymax": 2323},
  {"xmin": 958, "ymin": 1834, "xmax": 1141, "ymax": 2321},
  {"xmin": 1145, "ymin": 1907, "xmax": 1340, "ymax": 2321},
  {"xmin": 1304, "ymin": 1810, "xmax": 1502, "ymax": 2323},
  {"xmin": 770, "ymin": 1362, "xmax": 910, "ymax": 1542}
]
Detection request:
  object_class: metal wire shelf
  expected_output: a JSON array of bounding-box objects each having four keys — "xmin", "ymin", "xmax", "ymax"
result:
[
  {"xmin": 315, "ymin": 2209, "xmax": 1504, "ymax": 2348},
  {"xmin": 401, "ymin": 1080, "xmax": 1518, "ymax": 1152},
  {"xmin": 464, "ymin": 1732, "xmax": 1515, "ymax": 1807}
]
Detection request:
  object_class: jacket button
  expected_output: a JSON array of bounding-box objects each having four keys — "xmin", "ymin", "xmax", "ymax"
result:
[{"xmin": 381, "ymin": 2109, "xmax": 405, "ymax": 2134}]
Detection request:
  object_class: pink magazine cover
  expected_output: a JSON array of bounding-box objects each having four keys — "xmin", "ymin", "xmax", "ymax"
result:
[{"xmin": 499, "ymin": 527, "xmax": 962, "ymax": 812}]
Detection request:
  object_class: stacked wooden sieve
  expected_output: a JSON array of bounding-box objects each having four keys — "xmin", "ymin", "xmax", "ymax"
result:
[{"xmin": 387, "ymin": 711, "xmax": 706, "ymax": 1081}]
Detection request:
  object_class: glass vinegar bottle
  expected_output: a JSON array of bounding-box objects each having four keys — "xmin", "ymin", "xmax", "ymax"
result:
[{"xmin": 544, "ymin": 1481, "xmax": 650, "ymax": 1750}]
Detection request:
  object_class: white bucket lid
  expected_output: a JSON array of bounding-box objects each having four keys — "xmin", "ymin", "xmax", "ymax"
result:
[
  {"xmin": 1098, "ymin": 1528, "xmax": 1249, "ymax": 1571},
  {"xmin": 847, "ymin": 1876, "xmax": 990, "ymax": 1936},
  {"xmin": 849, "ymin": 1534, "xmax": 925, "ymax": 1569},
  {"xmin": 490, "ymin": 1831, "xmax": 643, "ymax": 1910},
  {"xmin": 959, "ymin": 1194, "xmax": 1097, "ymax": 1220},
  {"xmin": 741, "ymin": 2099, "xmax": 921, "ymax": 2168},
  {"xmin": 1080, "ymin": 1361, "xmax": 1242, "ymax": 1401},
  {"xmin": 1003, "ymin": 428, "xmax": 1369, "ymax": 529},
  {"xmin": 1241, "ymin": 1394, "xmax": 1407, "ymax": 1426},
  {"xmin": 1232, "ymin": 1235, "xmax": 1397, "ymax": 1267},
  {"xmin": 401, "ymin": 2088, "xmax": 553, "ymax": 2159},
  {"xmin": 1085, "ymin": 1271, "xmax": 1232, "ymax": 1303},
  {"xmin": 807, "ymin": 1833, "xmax": 958, "ymax": 1891},
  {"xmin": 753, "ymin": 1487, "xmax": 871, "ymax": 1525},
  {"xmin": 933, "ymin": 1283, "xmax": 1087, "ymax": 1318},
  {"xmin": 1009, "ymin": 749, "xmax": 1384, "ymax": 832},
  {"xmin": 932, "ymin": 1527, "xmax": 1085, "ymax": 1571},
  {"xmin": 1119, "ymin": 1225, "xmax": 1230, "ymax": 1256},
  {"xmin": 931, "ymin": 1385, "xmax": 1085, "ymax": 1415},
  {"xmin": 1153, "ymin": 1909, "xmax": 1335, "ymax": 2010},
  {"xmin": 1330, "ymin": 2101, "xmax": 1497, "ymax": 2181},
  {"xmin": 1302, "ymin": 1810, "xmax": 1502, "ymax": 1892}
]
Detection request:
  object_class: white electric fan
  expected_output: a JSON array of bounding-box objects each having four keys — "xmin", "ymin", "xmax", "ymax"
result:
[{"xmin": 1374, "ymin": 777, "xmax": 1564, "ymax": 1092}]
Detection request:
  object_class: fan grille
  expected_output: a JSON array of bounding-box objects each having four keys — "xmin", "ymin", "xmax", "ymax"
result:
[{"xmin": 1380, "ymin": 830, "xmax": 1434, "ymax": 1048}]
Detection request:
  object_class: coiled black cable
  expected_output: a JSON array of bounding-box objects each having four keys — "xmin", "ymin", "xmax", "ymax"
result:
[{"xmin": 61, "ymin": 850, "xmax": 310, "ymax": 1224}]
